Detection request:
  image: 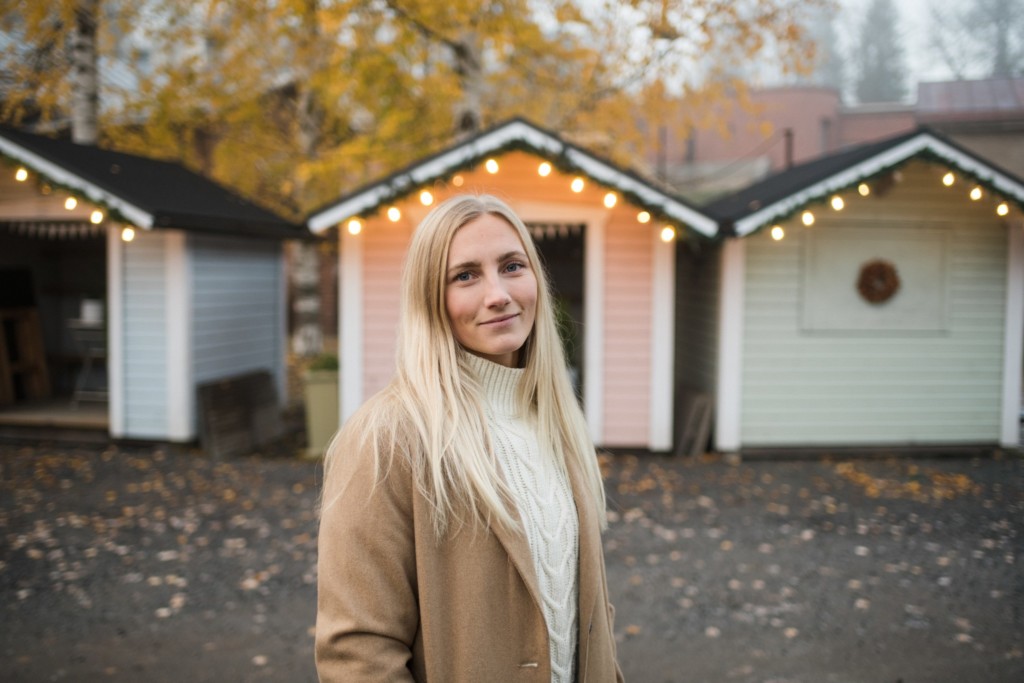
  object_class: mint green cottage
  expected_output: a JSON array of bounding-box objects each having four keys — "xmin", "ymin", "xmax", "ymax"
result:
[{"xmin": 704, "ymin": 129, "xmax": 1024, "ymax": 452}]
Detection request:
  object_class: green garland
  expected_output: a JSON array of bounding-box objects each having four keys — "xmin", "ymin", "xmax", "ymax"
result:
[
  {"xmin": 0, "ymin": 152, "xmax": 135, "ymax": 228},
  {"xmin": 343, "ymin": 137, "xmax": 711, "ymax": 245},
  {"xmin": 748, "ymin": 150, "xmax": 1024, "ymax": 238}
]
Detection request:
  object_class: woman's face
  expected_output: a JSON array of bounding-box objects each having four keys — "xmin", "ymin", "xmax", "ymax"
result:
[{"xmin": 444, "ymin": 213, "xmax": 538, "ymax": 368}]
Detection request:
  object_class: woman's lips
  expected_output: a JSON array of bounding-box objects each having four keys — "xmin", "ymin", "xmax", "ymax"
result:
[{"xmin": 481, "ymin": 313, "xmax": 519, "ymax": 326}]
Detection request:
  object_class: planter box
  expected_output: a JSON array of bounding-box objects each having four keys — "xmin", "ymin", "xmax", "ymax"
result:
[{"xmin": 304, "ymin": 369, "xmax": 339, "ymax": 458}]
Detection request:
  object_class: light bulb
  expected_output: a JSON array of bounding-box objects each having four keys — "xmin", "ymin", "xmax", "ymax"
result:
[
  {"xmin": 64, "ymin": 197, "xmax": 78, "ymax": 210},
  {"xmin": 538, "ymin": 162, "xmax": 552, "ymax": 177},
  {"xmin": 997, "ymin": 202, "xmax": 1009, "ymax": 217},
  {"xmin": 419, "ymin": 190, "xmax": 433, "ymax": 206},
  {"xmin": 121, "ymin": 226, "xmax": 135, "ymax": 242},
  {"xmin": 603, "ymin": 192, "xmax": 617, "ymax": 208},
  {"xmin": 801, "ymin": 210, "xmax": 815, "ymax": 226},
  {"xmin": 571, "ymin": 177, "xmax": 585, "ymax": 193},
  {"xmin": 970, "ymin": 187, "xmax": 983, "ymax": 201},
  {"xmin": 387, "ymin": 207, "xmax": 401, "ymax": 222},
  {"xmin": 660, "ymin": 226, "xmax": 675, "ymax": 242},
  {"xmin": 830, "ymin": 195, "xmax": 844, "ymax": 211},
  {"xmin": 858, "ymin": 183, "xmax": 870, "ymax": 197},
  {"xmin": 485, "ymin": 159, "xmax": 499, "ymax": 174},
  {"xmin": 15, "ymin": 167, "xmax": 28, "ymax": 182},
  {"xmin": 452, "ymin": 175, "xmax": 464, "ymax": 187},
  {"xmin": 942, "ymin": 172, "xmax": 955, "ymax": 187},
  {"xmin": 90, "ymin": 210, "xmax": 104, "ymax": 224},
  {"xmin": 637, "ymin": 211, "xmax": 651, "ymax": 224},
  {"xmin": 346, "ymin": 219, "xmax": 362, "ymax": 235},
  {"xmin": 770, "ymin": 226, "xmax": 784, "ymax": 241}
]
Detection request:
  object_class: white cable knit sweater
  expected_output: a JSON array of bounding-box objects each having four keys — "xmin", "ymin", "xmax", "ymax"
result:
[{"xmin": 468, "ymin": 353, "xmax": 580, "ymax": 683}]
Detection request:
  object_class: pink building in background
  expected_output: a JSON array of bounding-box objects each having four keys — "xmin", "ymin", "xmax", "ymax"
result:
[{"xmin": 653, "ymin": 78, "xmax": 1024, "ymax": 200}]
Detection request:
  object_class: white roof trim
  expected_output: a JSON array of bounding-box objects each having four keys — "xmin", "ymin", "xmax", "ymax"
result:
[
  {"xmin": 733, "ymin": 133, "xmax": 1024, "ymax": 236},
  {"xmin": 307, "ymin": 120, "xmax": 717, "ymax": 237},
  {"xmin": 0, "ymin": 134, "xmax": 154, "ymax": 229}
]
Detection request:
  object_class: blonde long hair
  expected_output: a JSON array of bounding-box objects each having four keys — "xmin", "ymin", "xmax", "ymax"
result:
[{"xmin": 328, "ymin": 194, "xmax": 606, "ymax": 536}]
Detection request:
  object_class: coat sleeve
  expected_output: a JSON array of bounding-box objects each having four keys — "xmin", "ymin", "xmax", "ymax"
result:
[{"xmin": 315, "ymin": 428, "xmax": 419, "ymax": 683}]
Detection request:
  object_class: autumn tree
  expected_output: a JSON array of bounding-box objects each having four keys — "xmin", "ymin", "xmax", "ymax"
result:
[
  {"xmin": 928, "ymin": 0, "xmax": 1024, "ymax": 79},
  {"xmin": 854, "ymin": 0, "xmax": 908, "ymax": 103},
  {"xmin": 0, "ymin": 0, "xmax": 132, "ymax": 140},
  {"xmin": 1, "ymin": 0, "xmax": 824, "ymax": 216}
]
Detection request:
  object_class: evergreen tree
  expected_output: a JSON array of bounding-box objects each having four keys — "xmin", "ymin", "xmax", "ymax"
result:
[{"xmin": 854, "ymin": 0, "xmax": 908, "ymax": 103}]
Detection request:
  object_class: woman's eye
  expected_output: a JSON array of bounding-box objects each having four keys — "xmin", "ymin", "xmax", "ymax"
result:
[
  {"xmin": 454, "ymin": 272, "xmax": 472, "ymax": 282},
  {"xmin": 505, "ymin": 262, "xmax": 525, "ymax": 273}
]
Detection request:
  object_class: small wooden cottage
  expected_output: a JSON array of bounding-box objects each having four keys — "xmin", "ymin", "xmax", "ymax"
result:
[
  {"xmin": 0, "ymin": 127, "xmax": 302, "ymax": 442},
  {"xmin": 705, "ymin": 128, "xmax": 1024, "ymax": 452},
  {"xmin": 307, "ymin": 118, "xmax": 718, "ymax": 451}
]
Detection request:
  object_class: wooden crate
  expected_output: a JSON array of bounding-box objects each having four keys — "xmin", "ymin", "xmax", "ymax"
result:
[{"xmin": 0, "ymin": 307, "xmax": 51, "ymax": 406}]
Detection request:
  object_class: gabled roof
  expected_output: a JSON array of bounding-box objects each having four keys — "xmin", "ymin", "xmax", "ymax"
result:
[
  {"xmin": 705, "ymin": 127, "xmax": 1024, "ymax": 237},
  {"xmin": 306, "ymin": 117, "xmax": 718, "ymax": 238},
  {"xmin": 0, "ymin": 126, "xmax": 303, "ymax": 239}
]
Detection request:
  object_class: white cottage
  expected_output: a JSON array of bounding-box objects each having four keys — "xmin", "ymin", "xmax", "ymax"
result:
[
  {"xmin": 306, "ymin": 118, "xmax": 719, "ymax": 451},
  {"xmin": 0, "ymin": 127, "xmax": 302, "ymax": 442},
  {"xmin": 705, "ymin": 128, "xmax": 1024, "ymax": 452}
]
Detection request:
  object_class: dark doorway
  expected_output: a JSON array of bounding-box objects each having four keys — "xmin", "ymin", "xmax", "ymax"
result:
[
  {"xmin": 528, "ymin": 222, "xmax": 584, "ymax": 395},
  {"xmin": 0, "ymin": 224, "xmax": 107, "ymax": 405}
]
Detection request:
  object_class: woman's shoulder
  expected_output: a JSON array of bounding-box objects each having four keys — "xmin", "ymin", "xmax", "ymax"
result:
[
  {"xmin": 321, "ymin": 387, "xmax": 420, "ymax": 508},
  {"xmin": 327, "ymin": 386, "xmax": 419, "ymax": 468}
]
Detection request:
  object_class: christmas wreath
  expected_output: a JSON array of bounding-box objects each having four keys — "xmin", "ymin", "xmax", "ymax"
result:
[{"xmin": 857, "ymin": 259, "xmax": 900, "ymax": 304}]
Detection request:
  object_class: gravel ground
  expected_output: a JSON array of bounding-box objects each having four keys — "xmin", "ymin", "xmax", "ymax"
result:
[{"xmin": 1, "ymin": 440, "xmax": 1022, "ymax": 683}]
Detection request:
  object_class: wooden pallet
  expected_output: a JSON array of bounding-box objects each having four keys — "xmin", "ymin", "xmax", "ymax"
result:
[{"xmin": 0, "ymin": 307, "xmax": 51, "ymax": 406}]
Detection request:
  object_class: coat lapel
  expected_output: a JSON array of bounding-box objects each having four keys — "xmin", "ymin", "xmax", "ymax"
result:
[
  {"xmin": 489, "ymin": 492, "xmax": 544, "ymax": 612},
  {"xmin": 567, "ymin": 454, "xmax": 601, "ymax": 629}
]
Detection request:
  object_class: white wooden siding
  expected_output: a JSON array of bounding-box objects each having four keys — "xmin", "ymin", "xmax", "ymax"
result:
[
  {"xmin": 121, "ymin": 229, "xmax": 169, "ymax": 438},
  {"xmin": 741, "ymin": 162, "xmax": 1007, "ymax": 446},
  {"xmin": 190, "ymin": 235, "xmax": 284, "ymax": 409}
]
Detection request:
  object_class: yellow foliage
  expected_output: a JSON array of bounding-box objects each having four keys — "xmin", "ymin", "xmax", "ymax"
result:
[{"xmin": 0, "ymin": 0, "xmax": 826, "ymax": 215}]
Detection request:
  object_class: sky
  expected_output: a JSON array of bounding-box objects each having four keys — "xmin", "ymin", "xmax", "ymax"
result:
[{"xmin": 841, "ymin": 0, "xmax": 955, "ymax": 84}]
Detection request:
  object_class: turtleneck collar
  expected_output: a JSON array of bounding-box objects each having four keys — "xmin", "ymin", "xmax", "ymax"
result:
[{"xmin": 464, "ymin": 352, "xmax": 524, "ymax": 418}]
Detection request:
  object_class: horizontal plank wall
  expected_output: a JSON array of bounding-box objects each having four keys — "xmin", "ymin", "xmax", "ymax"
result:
[
  {"xmin": 191, "ymin": 234, "xmax": 285, "ymax": 424},
  {"xmin": 361, "ymin": 217, "xmax": 411, "ymax": 401},
  {"xmin": 602, "ymin": 209, "xmax": 653, "ymax": 446},
  {"xmin": 741, "ymin": 160, "xmax": 1008, "ymax": 446},
  {"xmin": 120, "ymin": 228, "xmax": 170, "ymax": 439}
]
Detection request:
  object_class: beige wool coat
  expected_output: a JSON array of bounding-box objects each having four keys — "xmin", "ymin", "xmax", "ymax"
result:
[{"xmin": 315, "ymin": 425, "xmax": 624, "ymax": 682}]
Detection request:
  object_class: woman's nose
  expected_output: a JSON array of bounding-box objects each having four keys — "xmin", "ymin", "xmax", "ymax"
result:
[{"xmin": 483, "ymin": 276, "xmax": 511, "ymax": 307}]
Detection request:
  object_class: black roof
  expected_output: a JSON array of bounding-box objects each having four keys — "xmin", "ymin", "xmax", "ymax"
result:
[
  {"xmin": 703, "ymin": 126, "xmax": 1024, "ymax": 234},
  {"xmin": 704, "ymin": 129, "xmax": 925, "ymax": 223},
  {"xmin": 0, "ymin": 126, "xmax": 304, "ymax": 240}
]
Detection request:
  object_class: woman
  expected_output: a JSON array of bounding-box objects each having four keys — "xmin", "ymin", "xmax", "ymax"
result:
[{"xmin": 316, "ymin": 194, "xmax": 623, "ymax": 682}]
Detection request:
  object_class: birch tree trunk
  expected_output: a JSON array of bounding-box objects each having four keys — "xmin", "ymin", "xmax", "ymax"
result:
[
  {"xmin": 291, "ymin": 0, "xmax": 326, "ymax": 357},
  {"xmin": 70, "ymin": 0, "xmax": 100, "ymax": 145},
  {"xmin": 452, "ymin": 30, "xmax": 482, "ymax": 135}
]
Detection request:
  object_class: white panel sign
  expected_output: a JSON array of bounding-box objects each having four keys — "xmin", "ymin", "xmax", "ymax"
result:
[{"xmin": 802, "ymin": 224, "xmax": 950, "ymax": 332}]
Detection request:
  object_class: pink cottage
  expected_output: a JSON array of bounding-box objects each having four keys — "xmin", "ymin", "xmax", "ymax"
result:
[{"xmin": 306, "ymin": 118, "xmax": 718, "ymax": 451}]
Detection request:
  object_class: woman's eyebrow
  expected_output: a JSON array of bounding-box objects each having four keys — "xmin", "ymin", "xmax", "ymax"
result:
[
  {"xmin": 447, "ymin": 259, "xmax": 480, "ymax": 274},
  {"xmin": 447, "ymin": 251, "xmax": 526, "ymax": 274}
]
